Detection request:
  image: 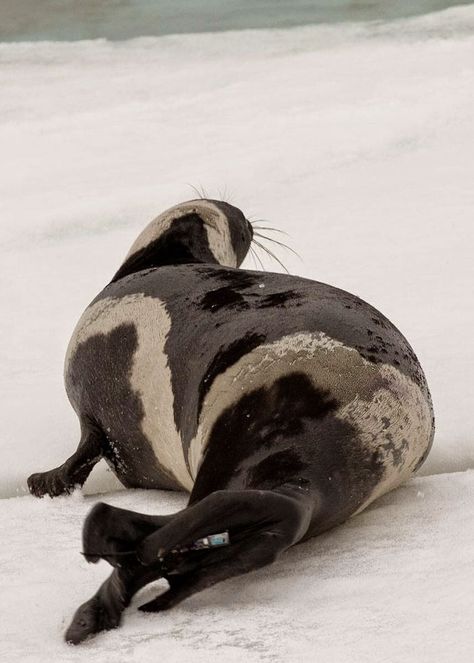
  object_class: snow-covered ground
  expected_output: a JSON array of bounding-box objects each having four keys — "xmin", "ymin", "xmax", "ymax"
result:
[
  {"xmin": 0, "ymin": 5, "xmax": 473, "ymax": 660},
  {"xmin": 1, "ymin": 472, "xmax": 473, "ymax": 662}
]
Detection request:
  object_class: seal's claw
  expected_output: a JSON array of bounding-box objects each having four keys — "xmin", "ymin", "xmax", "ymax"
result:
[
  {"xmin": 65, "ymin": 595, "xmax": 121, "ymax": 645},
  {"xmin": 27, "ymin": 469, "xmax": 72, "ymax": 498}
]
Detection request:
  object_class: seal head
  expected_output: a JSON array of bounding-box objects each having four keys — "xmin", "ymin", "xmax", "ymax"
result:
[{"xmin": 112, "ymin": 199, "xmax": 253, "ymax": 282}]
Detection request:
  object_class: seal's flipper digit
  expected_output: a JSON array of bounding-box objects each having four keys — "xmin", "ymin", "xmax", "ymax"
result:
[
  {"xmin": 82, "ymin": 501, "xmax": 176, "ymax": 567},
  {"xmin": 138, "ymin": 572, "xmax": 199, "ymax": 612},
  {"xmin": 27, "ymin": 417, "xmax": 104, "ymax": 498},
  {"xmin": 27, "ymin": 466, "xmax": 73, "ymax": 498},
  {"xmin": 65, "ymin": 593, "xmax": 121, "ymax": 645},
  {"xmin": 65, "ymin": 568, "xmax": 130, "ymax": 645},
  {"xmin": 65, "ymin": 562, "xmax": 163, "ymax": 645},
  {"xmin": 137, "ymin": 587, "xmax": 178, "ymax": 613}
]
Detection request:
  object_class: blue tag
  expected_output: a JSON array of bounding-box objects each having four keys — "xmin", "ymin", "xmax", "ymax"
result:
[
  {"xmin": 207, "ymin": 532, "xmax": 230, "ymax": 547},
  {"xmin": 190, "ymin": 531, "xmax": 230, "ymax": 550}
]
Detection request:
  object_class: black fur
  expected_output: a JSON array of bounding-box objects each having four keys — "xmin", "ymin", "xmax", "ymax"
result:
[
  {"xmin": 112, "ymin": 214, "xmax": 217, "ymax": 282},
  {"xmin": 197, "ymin": 332, "xmax": 267, "ymax": 413},
  {"xmin": 91, "ymin": 264, "xmax": 432, "ymax": 462},
  {"xmin": 66, "ymin": 323, "xmax": 180, "ymax": 490}
]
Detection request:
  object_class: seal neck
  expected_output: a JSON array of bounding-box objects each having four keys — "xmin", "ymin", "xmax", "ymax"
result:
[{"xmin": 111, "ymin": 213, "xmax": 223, "ymax": 282}]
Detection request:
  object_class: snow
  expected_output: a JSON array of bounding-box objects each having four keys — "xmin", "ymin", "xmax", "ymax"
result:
[
  {"xmin": 1, "ymin": 473, "xmax": 473, "ymax": 661},
  {"xmin": 0, "ymin": 4, "xmax": 473, "ymax": 660}
]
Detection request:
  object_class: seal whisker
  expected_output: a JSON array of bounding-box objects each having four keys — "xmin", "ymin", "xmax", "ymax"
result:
[
  {"xmin": 252, "ymin": 219, "xmax": 291, "ymax": 236},
  {"xmin": 250, "ymin": 244, "xmax": 266, "ymax": 271},
  {"xmin": 186, "ymin": 183, "xmax": 205, "ymax": 200},
  {"xmin": 252, "ymin": 226, "xmax": 291, "ymax": 237},
  {"xmin": 253, "ymin": 233, "xmax": 302, "ymax": 261},
  {"xmin": 248, "ymin": 246, "xmax": 259, "ymax": 270},
  {"xmin": 252, "ymin": 238, "xmax": 289, "ymax": 274},
  {"xmin": 218, "ymin": 184, "xmax": 236, "ymax": 204},
  {"xmin": 251, "ymin": 247, "xmax": 262, "ymax": 271}
]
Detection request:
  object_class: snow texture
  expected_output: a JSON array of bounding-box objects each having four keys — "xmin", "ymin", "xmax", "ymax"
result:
[
  {"xmin": 0, "ymin": 5, "xmax": 473, "ymax": 661},
  {"xmin": 1, "ymin": 475, "xmax": 473, "ymax": 661}
]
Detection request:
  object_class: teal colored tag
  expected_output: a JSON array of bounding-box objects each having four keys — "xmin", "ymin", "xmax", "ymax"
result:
[
  {"xmin": 207, "ymin": 532, "xmax": 230, "ymax": 547},
  {"xmin": 190, "ymin": 531, "xmax": 230, "ymax": 550}
]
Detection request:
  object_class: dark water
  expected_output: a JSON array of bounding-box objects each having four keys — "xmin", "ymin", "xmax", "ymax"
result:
[{"xmin": 1, "ymin": 0, "xmax": 472, "ymax": 42}]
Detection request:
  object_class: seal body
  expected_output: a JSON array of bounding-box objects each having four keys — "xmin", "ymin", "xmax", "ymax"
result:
[
  {"xmin": 65, "ymin": 250, "xmax": 433, "ymax": 533},
  {"xmin": 27, "ymin": 198, "xmax": 434, "ymax": 643}
]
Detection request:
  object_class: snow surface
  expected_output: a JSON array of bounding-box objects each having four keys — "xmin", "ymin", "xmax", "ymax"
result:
[
  {"xmin": 0, "ymin": 5, "xmax": 473, "ymax": 660},
  {"xmin": 1, "ymin": 474, "xmax": 473, "ymax": 661}
]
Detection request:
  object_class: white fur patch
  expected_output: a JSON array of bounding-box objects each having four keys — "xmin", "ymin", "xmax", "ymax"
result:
[
  {"xmin": 65, "ymin": 294, "xmax": 194, "ymax": 491},
  {"xmin": 123, "ymin": 200, "xmax": 237, "ymax": 268},
  {"xmin": 344, "ymin": 365, "xmax": 433, "ymax": 514},
  {"xmin": 201, "ymin": 203, "xmax": 238, "ymax": 267},
  {"xmin": 66, "ymin": 305, "xmax": 432, "ymax": 512},
  {"xmin": 190, "ymin": 331, "xmax": 433, "ymax": 513},
  {"xmin": 189, "ymin": 332, "xmax": 364, "ymax": 478}
]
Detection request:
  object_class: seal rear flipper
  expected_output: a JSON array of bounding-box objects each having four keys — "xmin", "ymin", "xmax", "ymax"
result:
[
  {"xmin": 82, "ymin": 502, "xmax": 176, "ymax": 566},
  {"xmin": 66, "ymin": 503, "xmax": 175, "ymax": 644},
  {"xmin": 137, "ymin": 528, "xmax": 287, "ymax": 613},
  {"xmin": 27, "ymin": 417, "xmax": 104, "ymax": 498},
  {"xmin": 137, "ymin": 488, "xmax": 312, "ymax": 564},
  {"xmin": 65, "ymin": 487, "xmax": 314, "ymax": 642},
  {"xmin": 135, "ymin": 487, "xmax": 313, "ymax": 608}
]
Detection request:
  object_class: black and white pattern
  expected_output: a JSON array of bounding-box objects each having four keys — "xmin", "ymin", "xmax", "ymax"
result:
[{"xmin": 26, "ymin": 198, "xmax": 434, "ymax": 643}]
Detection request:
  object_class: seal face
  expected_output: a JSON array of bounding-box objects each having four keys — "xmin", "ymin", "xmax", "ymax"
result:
[{"xmin": 26, "ymin": 198, "xmax": 435, "ymax": 642}]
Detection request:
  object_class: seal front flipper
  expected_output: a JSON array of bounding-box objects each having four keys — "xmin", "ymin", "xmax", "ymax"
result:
[{"xmin": 27, "ymin": 417, "xmax": 104, "ymax": 498}]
